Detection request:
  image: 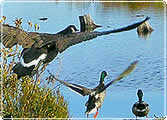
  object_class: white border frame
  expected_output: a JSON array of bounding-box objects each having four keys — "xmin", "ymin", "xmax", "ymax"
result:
[
  {"xmin": 0, "ymin": 0, "xmax": 166, "ymax": 119},
  {"xmin": 0, "ymin": 1, "xmax": 4, "ymax": 118},
  {"xmin": 163, "ymin": 0, "xmax": 166, "ymax": 117}
]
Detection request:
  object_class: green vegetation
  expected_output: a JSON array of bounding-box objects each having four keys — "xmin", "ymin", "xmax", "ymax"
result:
[
  {"xmin": 0, "ymin": 44, "xmax": 69, "ymax": 119},
  {"xmin": 0, "ymin": 18, "xmax": 69, "ymax": 119},
  {"xmin": 100, "ymin": 2, "xmax": 164, "ymax": 11}
]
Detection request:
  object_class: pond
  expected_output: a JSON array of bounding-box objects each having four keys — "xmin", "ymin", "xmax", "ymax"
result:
[{"xmin": 2, "ymin": 1, "xmax": 165, "ymax": 118}]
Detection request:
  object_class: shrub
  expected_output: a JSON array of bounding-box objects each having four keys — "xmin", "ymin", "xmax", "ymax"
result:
[{"xmin": 0, "ymin": 44, "xmax": 69, "ymax": 119}]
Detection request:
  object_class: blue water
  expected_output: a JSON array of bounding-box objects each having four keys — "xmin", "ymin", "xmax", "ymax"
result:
[{"xmin": 2, "ymin": 1, "xmax": 166, "ymax": 118}]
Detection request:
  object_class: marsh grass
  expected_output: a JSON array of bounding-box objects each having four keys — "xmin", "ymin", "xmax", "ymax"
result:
[{"xmin": 0, "ymin": 18, "xmax": 69, "ymax": 119}]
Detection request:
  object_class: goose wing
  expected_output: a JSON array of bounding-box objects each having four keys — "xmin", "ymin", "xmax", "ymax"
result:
[
  {"xmin": 105, "ymin": 61, "xmax": 138, "ymax": 89},
  {"xmin": 100, "ymin": 17, "xmax": 150, "ymax": 35},
  {"xmin": 39, "ymin": 17, "xmax": 150, "ymax": 53},
  {"xmin": 1, "ymin": 17, "xmax": 150, "ymax": 49}
]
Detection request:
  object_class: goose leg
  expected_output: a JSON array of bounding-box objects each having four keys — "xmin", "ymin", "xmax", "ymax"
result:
[{"xmin": 94, "ymin": 108, "xmax": 99, "ymax": 119}]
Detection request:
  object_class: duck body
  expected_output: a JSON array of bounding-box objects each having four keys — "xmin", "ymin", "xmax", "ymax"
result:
[
  {"xmin": 85, "ymin": 89, "xmax": 106, "ymax": 116},
  {"xmin": 132, "ymin": 89, "xmax": 150, "ymax": 118},
  {"xmin": 132, "ymin": 101, "xmax": 150, "ymax": 117},
  {"xmin": 85, "ymin": 80, "xmax": 106, "ymax": 116}
]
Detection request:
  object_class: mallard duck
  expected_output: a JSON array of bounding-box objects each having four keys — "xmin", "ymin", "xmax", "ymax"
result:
[
  {"xmin": 57, "ymin": 25, "xmax": 79, "ymax": 35},
  {"xmin": 49, "ymin": 61, "xmax": 138, "ymax": 118},
  {"xmin": 132, "ymin": 89, "xmax": 150, "ymax": 119},
  {"xmin": 12, "ymin": 43, "xmax": 58, "ymax": 79}
]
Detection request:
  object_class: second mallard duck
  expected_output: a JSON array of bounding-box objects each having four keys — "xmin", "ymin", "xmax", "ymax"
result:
[
  {"xmin": 50, "ymin": 61, "xmax": 138, "ymax": 118},
  {"xmin": 132, "ymin": 89, "xmax": 150, "ymax": 119}
]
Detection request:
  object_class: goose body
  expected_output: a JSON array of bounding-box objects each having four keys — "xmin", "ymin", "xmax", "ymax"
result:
[
  {"xmin": 20, "ymin": 48, "xmax": 47, "ymax": 67},
  {"xmin": 132, "ymin": 89, "xmax": 150, "ymax": 118},
  {"xmin": 51, "ymin": 61, "xmax": 138, "ymax": 118},
  {"xmin": 13, "ymin": 43, "xmax": 58, "ymax": 79},
  {"xmin": 12, "ymin": 25, "xmax": 80, "ymax": 79}
]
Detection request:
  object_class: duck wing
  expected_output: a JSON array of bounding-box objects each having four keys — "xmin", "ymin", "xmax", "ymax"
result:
[
  {"xmin": 104, "ymin": 61, "xmax": 138, "ymax": 89},
  {"xmin": 52, "ymin": 77, "xmax": 91, "ymax": 96}
]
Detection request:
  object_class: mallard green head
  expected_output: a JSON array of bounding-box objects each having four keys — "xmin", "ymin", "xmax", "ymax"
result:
[
  {"xmin": 100, "ymin": 71, "xmax": 108, "ymax": 83},
  {"xmin": 137, "ymin": 89, "xmax": 143, "ymax": 102}
]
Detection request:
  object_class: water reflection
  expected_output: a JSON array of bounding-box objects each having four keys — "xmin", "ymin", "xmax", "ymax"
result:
[
  {"xmin": 68, "ymin": 2, "xmax": 164, "ymax": 12},
  {"xmin": 137, "ymin": 31, "xmax": 153, "ymax": 40},
  {"xmin": 137, "ymin": 21, "xmax": 153, "ymax": 40}
]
